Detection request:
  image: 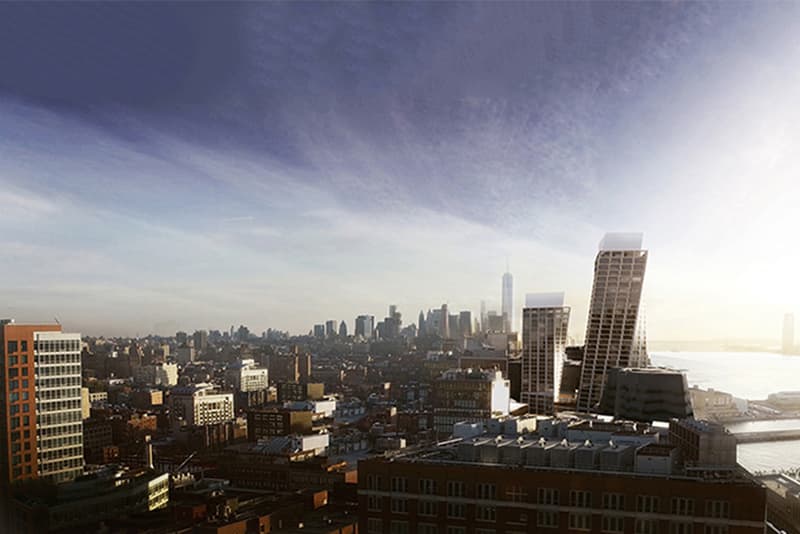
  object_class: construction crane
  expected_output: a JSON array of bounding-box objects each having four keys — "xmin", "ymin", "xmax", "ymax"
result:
[{"xmin": 172, "ymin": 450, "xmax": 198, "ymax": 475}]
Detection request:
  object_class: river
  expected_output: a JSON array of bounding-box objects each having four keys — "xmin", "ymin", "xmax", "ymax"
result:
[{"xmin": 650, "ymin": 351, "xmax": 800, "ymax": 473}]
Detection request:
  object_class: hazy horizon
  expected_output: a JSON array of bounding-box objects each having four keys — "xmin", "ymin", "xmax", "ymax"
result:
[{"xmin": 1, "ymin": 3, "xmax": 798, "ymax": 340}]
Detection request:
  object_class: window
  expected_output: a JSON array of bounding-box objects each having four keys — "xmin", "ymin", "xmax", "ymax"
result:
[
  {"xmin": 447, "ymin": 528, "xmax": 466, "ymax": 534},
  {"xmin": 506, "ymin": 484, "xmax": 527, "ymax": 502},
  {"xmin": 418, "ymin": 525, "xmax": 437, "ymax": 534},
  {"xmin": 447, "ymin": 502, "xmax": 465, "ymax": 518},
  {"xmin": 537, "ymin": 511, "xmax": 558, "ymax": 528},
  {"xmin": 418, "ymin": 500, "xmax": 437, "ymax": 516},
  {"xmin": 419, "ymin": 478, "xmax": 436, "ymax": 495},
  {"xmin": 537, "ymin": 487, "xmax": 559, "ymax": 506},
  {"xmin": 367, "ymin": 496, "xmax": 381, "ymax": 511},
  {"xmin": 637, "ymin": 495, "xmax": 659, "ymax": 514},
  {"xmin": 635, "ymin": 519, "xmax": 658, "ymax": 534},
  {"xmin": 448, "ymin": 481, "xmax": 465, "ymax": 498},
  {"xmin": 570, "ymin": 490, "xmax": 592, "ymax": 508},
  {"xmin": 367, "ymin": 475, "xmax": 381, "ymax": 490},
  {"xmin": 476, "ymin": 505, "xmax": 496, "ymax": 521},
  {"xmin": 603, "ymin": 493, "xmax": 625, "ymax": 511},
  {"xmin": 21, "ymin": 341, "xmax": 27, "ymax": 352},
  {"xmin": 391, "ymin": 477, "xmax": 408, "ymax": 492},
  {"xmin": 389, "ymin": 520, "xmax": 408, "ymax": 534},
  {"xmin": 476, "ymin": 529, "xmax": 496, "ymax": 534},
  {"xmin": 477, "ymin": 482, "xmax": 496, "ymax": 500},
  {"xmin": 8, "ymin": 341, "xmax": 18, "ymax": 353},
  {"xmin": 602, "ymin": 516, "xmax": 625, "ymax": 533},
  {"xmin": 671, "ymin": 498, "xmax": 694, "ymax": 516},
  {"xmin": 705, "ymin": 500, "xmax": 729, "ymax": 519},
  {"xmin": 569, "ymin": 512, "xmax": 591, "ymax": 530},
  {"xmin": 670, "ymin": 523, "xmax": 693, "ymax": 534}
]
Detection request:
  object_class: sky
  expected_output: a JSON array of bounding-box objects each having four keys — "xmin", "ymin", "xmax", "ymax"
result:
[{"xmin": 0, "ymin": 2, "xmax": 799, "ymax": 341}]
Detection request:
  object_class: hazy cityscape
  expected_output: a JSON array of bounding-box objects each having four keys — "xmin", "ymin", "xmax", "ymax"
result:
[{"xmin": 2, "ymin": 2, "xmax": 800, "ymax": 534}]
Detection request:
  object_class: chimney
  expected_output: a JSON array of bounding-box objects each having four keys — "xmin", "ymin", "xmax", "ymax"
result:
[{"xmin": 145, "ymin": 435, "xmax": 154, "ymax": 469}]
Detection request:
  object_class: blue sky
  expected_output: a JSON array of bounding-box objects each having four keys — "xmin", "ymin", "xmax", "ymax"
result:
[{"xmin": 1, "ymin": 2, "xmax": 798, "ymax": 340}]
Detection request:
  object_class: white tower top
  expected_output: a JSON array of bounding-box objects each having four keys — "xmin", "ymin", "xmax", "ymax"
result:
[
  {"xmin": 525, "ymin": 292, "xmax": 565, "ymax": 308},
  {"xmin": 599, "ymin": 232, "xmax": 644, "ymax": 251}
]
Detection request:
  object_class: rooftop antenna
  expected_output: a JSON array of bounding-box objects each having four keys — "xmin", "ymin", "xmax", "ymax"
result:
[{"xmin": 54, "ymin": 317, "xmax": 60, "ymax": 325}]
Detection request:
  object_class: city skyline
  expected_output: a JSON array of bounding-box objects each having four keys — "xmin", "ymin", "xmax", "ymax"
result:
[{"xmin": 1, "ymin": 3, "xmax": 799, "ymax": 340}]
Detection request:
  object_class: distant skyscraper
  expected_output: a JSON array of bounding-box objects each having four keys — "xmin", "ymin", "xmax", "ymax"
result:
[
  {"xmin": 193, "ymin": 330, "xmax": 208, "ymax": 352},
  {"xmin": 0, "ymin": 320, "xmax": 84, "ymax": 485},
  {"xmin": 480, "ymin": 300, "xmax": 487, "ymax": 333},
  {"xmin": 325, "ymin": 320, "xmax": 336, "ymax": 338},
  {"xmin": 339, "ymin": 320, "xmax": 348, "ymax": 338},
  {"xmin": 486, "ymin": 311, "xmax": 504, "ymax": 333},
  {"xmin": 440, "ymin": 304, "xmax": 449, "ymax": 338},
  {"xmin": 459, "ymin": 310, "xmax": 473, "ymax": 338},
  {"xmin": 384, "ymin": 306, "xmax": 402, "ymax": 339},
  {"xmin": 175, "ymin": 331, "xmax": 188, "ymax": 345},
  {"xmin": 502, "ymin": 270, "xmax": 513, "ymax": 332},
  {"xmin": 313, "ymin": 324, "xmax": 325, "ymax": 338},
  {"xmin": 521, "ymin": 293, "xmax": 570, "ymax": 415},
  {"xmin": 784, "ymin": 313, "xmax": 795, "ymax": 354},
  {"xmin": 355, "ymin": 315, "xmax": 374, "ymax": 339},
  {"xmin": 577, "ymin": 233, "xmax": 649, "ymax": 413},
  {"xmin": 418, "ymin": 310, "xmax": 426, "ymax": 336}
]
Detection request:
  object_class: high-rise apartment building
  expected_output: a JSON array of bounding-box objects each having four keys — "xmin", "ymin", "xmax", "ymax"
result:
[
  {"xmin": 521, "ymin": 293, "xmax": 570, "ymax": 415},
  {"xmin": 0, "ymin": 320, "xmax": 84, "ymax": 486},
  {"xmin": 783, "ymin": 313, "xmax": 795, "ymax": 354},
  {"xmin": 577, "ymin": 233, "xmax": 648, "ymax": 413},
  {"xmin": 502, "ymin": 270, "xmax": 514, "ymax": 332}
]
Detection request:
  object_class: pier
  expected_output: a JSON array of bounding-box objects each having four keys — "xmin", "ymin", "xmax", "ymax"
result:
[{"xmin": 734, "ymin": 429, "xmax": 800, "ymax": 443}]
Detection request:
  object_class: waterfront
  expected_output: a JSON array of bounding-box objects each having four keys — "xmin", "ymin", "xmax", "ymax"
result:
[
  {"xmin": 650, "ymin": 351, "xmax": 800, "ymax": 400},
  {"xmin": 651, "ymin": 351, "xmax": 800, "ymax": 473}
]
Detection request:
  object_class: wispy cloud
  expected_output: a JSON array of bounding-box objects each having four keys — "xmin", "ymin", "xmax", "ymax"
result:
[{"xmin": 0, "ymin": 187, "xmax": 58, "ymax": 216}]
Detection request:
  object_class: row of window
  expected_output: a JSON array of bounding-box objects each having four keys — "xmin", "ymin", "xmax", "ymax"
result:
[
  {"xmin": 38, "ymin": 423, "xmax": 82, "ymax": 437},
  {"xmin": 35, "ymin": 376, "xmax": 81, "ymax": 388},
  {"xmin": 39, "ymin": 446, "xmax": 83, "ymax": 462},
  {"xmin": 39, "ymin": 434, "xmax": 82, "ymax": 452},
  {"xmin": 368, "ymin": 478, "xmax": 730, "ymax": 518},
  {"xmin": 8, "ymin": 379, "xmax": 30, "ymax": 390},
  {"xmin": 37, "ymin": 387, "xmax": 81, "ymax": 400},
  {"xmin": 37, "ymin": 410, "xmax": 82, "ymax": 427},
  {"xmin": 36, "ymin": 365, "xmax": 81, "ymax": 377},
  {"xmin": 6, "ymin": 340, "xmax": 28, "ymax": 354},
  {"xmin": 33, "ymin": 340, "xmax": 81, "ymax": 353},
  {"xmin": 368, "ymin": 519, "xmax": 727, "ymax": 534},
  {"xmin": 35, "ymin": 353, "xmax": 80, "ymax": 365},
  {"xmin": 6, "ymin": 354, "xmax": 29, "ymax": 365}
]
